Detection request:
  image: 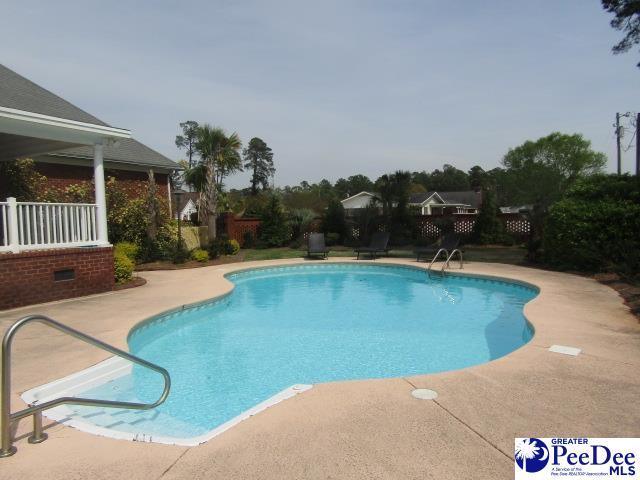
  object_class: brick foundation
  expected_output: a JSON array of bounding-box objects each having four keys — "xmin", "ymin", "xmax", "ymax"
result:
[{"xmin": 0, "ymin": 247, "xmax": 114, "ymax": 310}]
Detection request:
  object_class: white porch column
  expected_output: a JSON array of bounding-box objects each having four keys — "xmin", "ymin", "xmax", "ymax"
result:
[{"xmin": 93, "ymin": 142, "xmax": 109, "ymax": 245}]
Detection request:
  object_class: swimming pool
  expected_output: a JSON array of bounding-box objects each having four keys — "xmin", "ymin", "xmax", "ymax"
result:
[{"xmin": 25, "ymin": 264, "xmax": 537, "ymax": 444}]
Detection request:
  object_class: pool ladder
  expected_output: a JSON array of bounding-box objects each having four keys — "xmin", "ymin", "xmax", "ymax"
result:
[
  {"xmin": 0, "ymin": 315, "xmax": 171, "ymax": 458},
  {"xmin": 427, "ymin": 249, "xmax": 463, "ymax": 278}
]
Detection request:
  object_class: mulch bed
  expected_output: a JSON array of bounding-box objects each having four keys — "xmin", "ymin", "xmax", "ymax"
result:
[
  {"xmin": 135, "ymin": 255, "xmax": 245, "ymax": 271},
  {"xmin": 594, "ymin": 273, "xmax": 640, "ymax": 320},
  {"xmin": 113, "ymin": 276, "xmax": 147, "ymax": 291}
]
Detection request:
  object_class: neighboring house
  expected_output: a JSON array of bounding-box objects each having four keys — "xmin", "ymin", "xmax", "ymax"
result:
[
  {"xmin": 172, "ymin": 191, "xmax": 200, "ymax": 221},
  {"xmin": 341, "ymin": 190, "xmax": 482, "ymax": 216},
  {"xmin": 0, "ymin": 63, "xmax": 178, "ymax": 309},
  {"xmin": 408, "ymin": 191, "xmax": 482, "ymax": 215},
  {"xmin": 340, "ymin": 191, "xmax": 380, "ymax": 216}
]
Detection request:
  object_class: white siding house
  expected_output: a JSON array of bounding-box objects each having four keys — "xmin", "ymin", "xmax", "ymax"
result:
[{"xmin": 340, "ymin": 192, "xmax": 379, "ymax": 216}]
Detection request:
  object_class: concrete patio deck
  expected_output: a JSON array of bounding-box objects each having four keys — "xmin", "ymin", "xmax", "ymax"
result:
[{"xmin": 0, "ymin": 259, "xmax": 639, "ymax": 479}]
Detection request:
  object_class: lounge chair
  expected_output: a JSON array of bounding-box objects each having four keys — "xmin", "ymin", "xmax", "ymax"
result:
[
  {"xmin": 414, "ymin": 233, "xmax": 460, "ymax": 262},
  {"xmin": 307, "ymin": 233, "xmax": 330, "ymax": 259},
  {"xmin": 354, "ymin": 232, "xmax": 390, "ymax": 260}
]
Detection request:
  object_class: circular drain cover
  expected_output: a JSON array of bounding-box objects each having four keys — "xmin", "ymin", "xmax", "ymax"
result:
[{"xmin": 411, "ymin": 388, "xmax": 438, "ymax": 400}]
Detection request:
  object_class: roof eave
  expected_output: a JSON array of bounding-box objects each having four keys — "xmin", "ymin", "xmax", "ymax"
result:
[
  {"xmin": 48, "ymin": 151, "xmax": 180, "ymax": 171},
  {"xmin": 0, "ymin": 106, "xmax": 131, "ymax": 145}
]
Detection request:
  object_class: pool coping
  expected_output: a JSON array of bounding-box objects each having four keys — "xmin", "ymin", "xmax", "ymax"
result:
[{"xmin": 21, "ymin": 261, "xmax": 538, "ymax": 447}]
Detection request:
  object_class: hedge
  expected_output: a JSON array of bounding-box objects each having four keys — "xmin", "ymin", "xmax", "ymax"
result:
[{"xmin": 543, "ymin": 175, "xmax": 640, "ymax": 276}]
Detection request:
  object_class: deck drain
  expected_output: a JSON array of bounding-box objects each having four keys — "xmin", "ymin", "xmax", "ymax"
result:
[
  {"xmin": 411, "ymin": 388, "xmax": 438, "ymax": 400},
  {"xmin": 549, "ymin": 345, "xmax": 581, "ymax": 356}
]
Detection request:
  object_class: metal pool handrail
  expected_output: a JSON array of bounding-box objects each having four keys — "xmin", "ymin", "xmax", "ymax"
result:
[
  {"xmin": 1, "ymin": 315, "xmax": 171, "ymax": 458},
  {"xmin": 441, "ymin": 249, "xmax": 464, "ymax": 272},
  {"xmin": 427, "ymin": 248, "xmax": 449, "ymax": 278}
]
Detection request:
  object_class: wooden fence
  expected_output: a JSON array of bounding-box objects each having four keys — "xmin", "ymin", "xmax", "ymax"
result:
[{"xmin": 218, "ymin": 213, "xmax": 262, "ymax": 246}]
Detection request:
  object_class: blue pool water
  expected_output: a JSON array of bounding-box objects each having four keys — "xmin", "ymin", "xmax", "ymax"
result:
[{"xmin": 64, "ymin": 264, "xmax": 536, "ymax": 440}]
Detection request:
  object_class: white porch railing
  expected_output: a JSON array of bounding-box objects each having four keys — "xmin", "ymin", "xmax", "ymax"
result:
[{"xmin": 0, "ymin": 197, "xmax": 99, "ymax": 253}]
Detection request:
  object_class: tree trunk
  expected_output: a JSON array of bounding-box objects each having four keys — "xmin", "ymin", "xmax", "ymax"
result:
[
  {"xmin": 208, "ymin": 213, "xmax": 217, "ymax": 240},
  {"xmin": 205, "ymin": 157, "xmax": 218, "ymax": 240}
]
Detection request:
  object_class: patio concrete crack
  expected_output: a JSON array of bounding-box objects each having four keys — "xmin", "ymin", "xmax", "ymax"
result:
[
  {"xmin": 157, "ymin": 447, "xmax": 191, "ymax": 479},
  {"xmin": 402, "ymin": 377, "xmax": 513, "ymax": 462}
]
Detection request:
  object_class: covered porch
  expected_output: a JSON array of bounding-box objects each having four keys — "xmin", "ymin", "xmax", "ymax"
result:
[{"xmin": 0, "ymin": 106, "xmax": 131, "ymax": 252}]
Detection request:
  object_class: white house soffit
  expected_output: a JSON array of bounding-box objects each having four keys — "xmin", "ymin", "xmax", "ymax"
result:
[
  {"xmin": 340, "ymin": 191, "xmax": 376, "ymax": 204},
  {"xmin": 0, "ymin": 106, "xmax": 131, "ymax": 145}
]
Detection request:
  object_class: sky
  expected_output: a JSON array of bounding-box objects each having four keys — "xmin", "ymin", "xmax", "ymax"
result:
[{"xmin": 1, "ymin": 1, "xmax": 638, "ymax": 188}]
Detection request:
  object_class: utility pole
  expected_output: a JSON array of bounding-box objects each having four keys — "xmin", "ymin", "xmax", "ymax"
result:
[
  {"xmin": 616, "ymin": 113, "xmax": 622, "ymax": 175},
  {"xmin": 615, "ymin": 112, "xmax": 633, "ymax": 174}
]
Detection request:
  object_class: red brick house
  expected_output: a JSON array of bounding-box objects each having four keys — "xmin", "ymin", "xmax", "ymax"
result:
[{"xmin": 0, "ymin": 63, "xmax": 178, "ymax": 309}]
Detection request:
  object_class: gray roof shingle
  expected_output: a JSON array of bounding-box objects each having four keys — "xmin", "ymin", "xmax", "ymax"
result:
[
  {"xmin": 0, "ymin": 64, "xmax": 108, "ymax": 125},
  {"xmin": 51, "ymin": 138, "xmax": 179, "ymax": 171},
  {"xmin": 0, "ymin": 64, "xmax": 178, "ymax": 170}
]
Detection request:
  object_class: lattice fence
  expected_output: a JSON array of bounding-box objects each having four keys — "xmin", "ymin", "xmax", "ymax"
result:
[
  {"xmin": 454, "ymin": 218, "xmax": 475, "ymax": 235},
  {"xmin": 504, "ymin": 219, "xmax": 531, "ymax": 235}
]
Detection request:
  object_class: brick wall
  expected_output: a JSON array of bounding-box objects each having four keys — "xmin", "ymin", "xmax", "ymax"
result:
[
  {"xmin": 0, "ymin": 247, "xmax": 114, "ymax": 310},
  {"xmin": 32, "ymin": 163, "xmax": 169, "ymax": 202}
]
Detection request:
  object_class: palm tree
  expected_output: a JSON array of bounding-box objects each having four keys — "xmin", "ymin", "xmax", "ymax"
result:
[
  {"xmin": 195, "ymin": 125, "xmax": 242, "ymax": 239},
  {"xmin": 375, "ymin": 174, "xmax": 394, "ymax": 217},
  {"xmin": 515, "ymin": 438, "xmax": 540, "ymax": 473}
]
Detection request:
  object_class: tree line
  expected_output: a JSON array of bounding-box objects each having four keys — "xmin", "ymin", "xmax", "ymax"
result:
[{"xmin": 175, "ymin": 120, "xmax": 607, "ymax": 258}]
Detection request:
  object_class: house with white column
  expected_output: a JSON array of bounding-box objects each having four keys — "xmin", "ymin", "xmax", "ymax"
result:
[{"xmin": 0, "ymin": 64, "xmax": 177, "ymax": 309}]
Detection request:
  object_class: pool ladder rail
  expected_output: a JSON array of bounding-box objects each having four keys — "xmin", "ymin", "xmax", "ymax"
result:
[
  {"xmin": 427, "ymin": 249, "xmax": 463, "ymax": 278},
  {"xmin": 0, "ymin": 315, "xmax": 171, "ymax": 458}
]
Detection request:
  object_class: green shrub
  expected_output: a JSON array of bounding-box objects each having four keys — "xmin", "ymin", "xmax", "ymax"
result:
[
  {"xmin": 288, "ymin": 208, "xmax": 315, "ymax": 240},
  {"xmin": 258, "ymin": 195, "xmax": 290, "ymax": 247},
  {"xmin": 227, "ymin": 239, "xmax": 240, "ymax": 255},
  {"xmin": 114, "ymin": 242, "xmax": 139, "ymax": 262},
  {"xmin": 543, "ymin": 174, "xmax": 640, "ymax": 277},
  {"xmin": 321, "ymin": 199, "xmax": 346, "ymax": 243},
  {"xmin": 471, "ymin": 187, "xmax": 508, "ymax": 245},
  {"xmin": 208, "ymin": 238, "xmax": 240, "ymax": 257},
  {"xmin": 190, "ymin": 248, "xmax": 210, "ymax": 262},
  {"xmin": 325, "ymin": 232, "xmax": 340, "ymax": 246},
  {"xmin": 114, "ymin": 252, "xmax": 134, "ymax": 284}
]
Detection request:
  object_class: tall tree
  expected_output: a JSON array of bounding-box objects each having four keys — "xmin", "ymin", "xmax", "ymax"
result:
[
  {"xmin": 374, "ymin": 170, "xmax": 412, "ymax": 217},
  {"xmin": 501, "ymin": 132, "xmax": 607, "ymax": 206},
  {"xmin": 501, "ymin": 132, "xmax": 606, "ymax": 260},
  {"xmin": 428, "ymin": 164, "xmax": 470, "ymax": 191},
  {"xmin": 602, "ymin": 0, "xmax": 640, "ymax": 67},
  {"xmin": 468, "ymin": 165, "xmax": 487, "ymax": 189},
  {"xmin": 175, "ymin": 121, "xmax": 200, "ymax": 168},
  {"xmin": 243, "ymin": 137, "xmax": 275, "ymax": 195},
  {"xmin": 195, "ymin": 125, "xmax": 242, "ymax": 239},
  {"xmin": 346, "ymin": 174, "xmax": 374, "ymax": 195}
]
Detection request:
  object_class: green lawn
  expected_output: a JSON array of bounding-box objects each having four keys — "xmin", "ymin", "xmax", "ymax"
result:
[{"xmin": 241, "ymin": 245, "xmax": 527, "ymax": 265}]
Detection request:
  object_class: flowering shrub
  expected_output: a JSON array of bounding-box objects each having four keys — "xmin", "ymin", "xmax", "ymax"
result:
[{"xmin": 114, "ymin": 252, "xmax": 134, "ymax": 284}]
